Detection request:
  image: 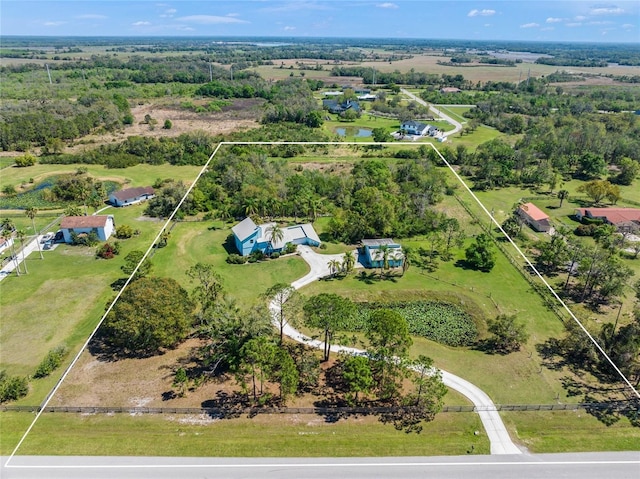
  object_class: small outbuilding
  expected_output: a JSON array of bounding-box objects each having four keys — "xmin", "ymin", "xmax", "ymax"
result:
[
  {"xmin": 360, "ymin": 239, "xmax": 404, "ymax": 269},
  {"xmin": 60, "ymin": 215, "xmax": 115, "ymax": 243},
  {"xmin": 517, "ymin": 202, "xmax": 551, "ymax": 232},
  {"xmin": 109, "ymin": 186, "xmax": 155, "ymax": 207}
]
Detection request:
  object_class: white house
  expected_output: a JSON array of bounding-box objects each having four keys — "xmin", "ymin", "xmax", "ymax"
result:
[
  {"xmin": 60, "ymin": 215, "xmax": 115, "ymax": 243},
  {"xmin": 109, "ymin": 186, "xmax": 155, "ymax": 207},
  {"xmin": 0, "ymin": 236, "xmax": 13, "ymax": 254}
]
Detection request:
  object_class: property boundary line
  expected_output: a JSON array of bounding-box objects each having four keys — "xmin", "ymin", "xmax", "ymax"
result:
[{"xmin": 5, "ymin": 141, "xmax": 639, "ymax": 467}]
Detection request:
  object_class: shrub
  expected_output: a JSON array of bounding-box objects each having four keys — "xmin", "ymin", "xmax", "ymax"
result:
[
  {"xmin": 14, "ymin": 153, "xmax": 37, "ymax": 167},
  {"xmin": 33, "ymin": 346, "xmax": 69, "ymax": 378},
  {"xmin": 71, "ymin": 231, "xmax": 100, "ymax": 246},
  {"xmin": 270, "ymin": 252, "xmax": 280, "ymax": 259},
  {"xmin": 96, "ymin": 242, "xmax": 120, "ymax": 259},
  {"xmin": 226, "ymin": 253, "xmax": 248, "ymax": 264},
  {"xmin": 575, "ymin": 224, "xmax": 598, "ymax": 236},
  {"xmin": 0, "ymin": 371, "xmax": 29, "ymax": 403},
  {"xmin": 115, "ymin": 224, "xmax": 134, "ymax": 239},
  {"xmin": 250, "ymin": 250, "xmax": 265, "ymax": 262},
  {"xmin": 284, "ymin": 242, "xmax": 298, "ymax": 254}
]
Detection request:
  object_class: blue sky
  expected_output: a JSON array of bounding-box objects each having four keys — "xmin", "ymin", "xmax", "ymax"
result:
[{"xmin": 1, "ymin": 1, "xmax": 638, "ymax": 42}]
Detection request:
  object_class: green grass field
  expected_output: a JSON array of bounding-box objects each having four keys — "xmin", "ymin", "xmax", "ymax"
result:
[{"xmin": 0, "ymin": 410, "xmax": 489, "ymax": 457}]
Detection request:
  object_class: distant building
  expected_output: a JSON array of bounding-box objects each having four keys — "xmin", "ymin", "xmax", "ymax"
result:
[
  {"xmin": 60, "ymin": 215, "xmax": 115, "ymax": 243},
  {"xmin": 575, "ymin": 208, "xmax": 640, "ymax": 234},
  {"xmin": 322, "ymin": 99, "xmax": 361, "ymax": 114},
  {"xmin": 109, "ymin": 186, "xmax": 155, "ymax": 207},
  {"xmin": 517, "ymin": 203, "xmax": 551, "ymax": 232},
  {"xmin": 360, "ymin": 239, "xmax": 404, "ymax": 269},
  {"xmin": 232, "ymin": 217, "xmax": 321, "ymax": 256},
  {"xmin": 400, "ymin": 120, "xmax": 437, "ymax": 136},
  {"xmin": 440, "ymin": 87, "xmax": 462, "ymax": 94}
]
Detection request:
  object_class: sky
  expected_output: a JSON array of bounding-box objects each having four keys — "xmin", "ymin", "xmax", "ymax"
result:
[{"xmin": 1, "ymin": 1, "xmax": 638, "ymax": 43}]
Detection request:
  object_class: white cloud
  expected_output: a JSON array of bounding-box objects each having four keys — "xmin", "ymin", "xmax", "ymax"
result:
[
  {"xmin": 484, "ymin": 23, "xmax": 492, "ymax": 27},
  {"xmin": 540, "ymin": 27, "xmax": 555, "ymax": 31},
  {"xmin": 283, "ymin": 26, "xmax": 296, "ymax": 31},
  {"xmin": 226, "ymin": 13, "xmax": 240, "ymax": 17},
  {"xmin": 177, "ymin": 15, "xmax": 249, "ymax": 24},
  {"xmin": 160, "ymin": 8, "xmax": 177, "ymax": 18},
  {"xmin": 260, "ymin": 2, "xmax": 330, "ymax": 13},
  {"xmin": 622, "ymin": 23, "xmax": 635, "ymax": 29},
  {"xmin": 546, "ymin": 17, "xmax": 562, "ymax": 23},
  {"xmin": 468, "ymin": 9, "xmax": 496, "ymax": 17},
  {"xmin": 574, "ymin": 15, "xmax": 587, "ymax": 21},
  {"xmin": 590, "ymin": 6, "xmax": 624, "ymax": 16},
  {"xmin": 588, "ymin": 20, "xmax": 613, "ymax": 25},
  {"xmin": 377, "ymin": 2, "xmax": 398, "ymax": 8},
  {"xmin": 520, "ymin": 22, "xmax": 540, "ymax": 28},
  {"xmin": 44, "ymin": 21, "xmax": 66, "ymax": 26},
  {"xmin": 132, "ymin": 21, "xmax": 151, "ymax": 26},
  {"xmin": 75, "ymin": 14, "xmax": 107, "ymax": 20},
  {"xmin": 566, "ymin": 22, "xmax": 582, "ymax": 27}
]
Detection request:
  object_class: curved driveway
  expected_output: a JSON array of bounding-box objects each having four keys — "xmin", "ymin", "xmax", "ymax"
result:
[
  {"xmin": 273, "ymin": 245, "xmax": 521, "ymax": 455},
  {"xmin": 401, "ymin": 88, "xmax": 463, "ymax": 137}
]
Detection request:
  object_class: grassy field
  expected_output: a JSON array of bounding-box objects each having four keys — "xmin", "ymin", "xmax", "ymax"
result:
[
  {"xmin": 0, "ymin": 163, "xmax": 201, "ymax": 201},
  {"xmin": 1, "ymin": 410, "xmax": 489, "ymax": 457},
  {"xmin": 437, "ymin": 106, "xmax": 470, "ymax": 123},
  {"xmin": 152, "ymin": 220, "xmax": 309, "ymax": 304}
]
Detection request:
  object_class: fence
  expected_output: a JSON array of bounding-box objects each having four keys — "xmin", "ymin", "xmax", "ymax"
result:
[{"xmin": 2, "ymin": 401, "xmax": 636, "ymax": 415}]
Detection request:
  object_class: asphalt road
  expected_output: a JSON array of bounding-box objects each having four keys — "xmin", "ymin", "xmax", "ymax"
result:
[{"xmin": 3, "ymin": 452, "xmax": 639, "ymax": 479}]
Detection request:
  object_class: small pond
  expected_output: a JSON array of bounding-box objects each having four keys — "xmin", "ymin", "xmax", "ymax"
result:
[{"xmin": 335, "ymin": 127, "xmax": 372, "ymax": 138}]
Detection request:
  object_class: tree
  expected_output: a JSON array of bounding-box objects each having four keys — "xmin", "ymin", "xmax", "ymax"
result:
[
  {"xmin": 366, "ymin": 309, "xmax": 412, "ymax": 400},
  {"xmin": 303, "ymin": 293, "xmax": 356, "ymax": 361},
  {"xmin": 172, "ymin": 367, "xmax": 189, "ymax": 397},
  {"xmin": 25, "ymin": 207, "xmax": 43, "ymax": 259},
  {"xmin": 487, "ymin": 314, "xmax": 529, "ymax": 353},
  {"xmin": 273, "ymin": 348, "xmax": 299, "ymax": 404},
  {"xmin": 102, "ymin": 277, "xmax": 194, "ymax": 356},
  {"xmin": 342, "ymin": 355, "xmax": 373, "ymax": 404},
  {"xmin": 372, "ymin": 127, "xmax": 390, "ymax": 143},
  {"xmin": 163, "ymin": 119, "xmax": 173, "ymax": 130},
  {"xmin": 557, "ymin": 189, "xmax": 569, "ymax": 208},
  {"xmin": 15, "ymin": 230, "xmax": 27, "ymax": 274},
  {"xmin": 186, "ymin": 263, "xmax": 224, "ymax": 319},
  {"xmin": 578, "ymin": 152, "xmax": 607, "ymax": 178},
  {"xmin": 14, "ymin": 153, "xmax": 36, "ymax": 167},
  {"xmin": 266, "ymin": 224, "xmax": 284, "ymax": 254},
  {"xmin": 342, "ymin": 250, "xmax": 356, "ymax": 274},
  {"xmin": 465, "ymin": 234, "xmax": 496, "ymax": 271},
  {"xmin": 614, "ymin": 157, "xmax": 639, "ymax": 186},
  {"xmin": 327, "ymin": 258, "xmax": 342, "ymax": 278},
  {"xmin": 264, "ymin": 283, "xmax": 297, "ymax": 344},
  {"xmin": 238, "ymin": 336, "xmax": 278, "ymax": 402},
  {"xmin": 577, "ymin": 180, "xmax": 617, "ymax": 205},
  {"xmin": 121, "ymin": 250, "xmax": 152, "ymax": 280},
  {"xmin": 536, "ymin": 233, "xmax": 569, "ymax": 275}
]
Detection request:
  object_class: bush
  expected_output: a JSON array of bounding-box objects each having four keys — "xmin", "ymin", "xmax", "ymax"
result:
[
  {"xmin": 14, "ymin": 153, "xmax": 37, "ymax": 167},
  {"xmin": 115, "ymin": 224, "xmax": 134, "ymax": 239},
  {"xmin": 250, "ymin": 250, "xmax": 265, "ymax": 262},
  {"xmin": 96, "ymin": 242, "xmax": 120, "ymax": 259},
  {"xmin": 71, "ymin": 231, "xmax": 100, "ymax": 246},
  {"xmin": 226, "ymin": 253, "xmax": 248, "ymax": 264},
  {"xmin": 575, "ymin": 224, "xmax": 598, "ymax": 236},
  {"xmin": 270, "ymin": 252, "xmax": 280, "ymax": 259},
  {"xmin": 284, "ymin": 242, "xmax": 298, "ymax": 254},
  {"xmin": 0, "ymin": 371, "xmax": 29, "ymax": 403},
  {"xmin": 33, "ymin": 345, "xmax": 69, "ymax": 378}
]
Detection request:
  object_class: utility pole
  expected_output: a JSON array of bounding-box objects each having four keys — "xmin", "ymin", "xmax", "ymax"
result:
[
  {"xmin": 209, "ymin": 62, "xmax": 213, "ymax": 82},
  {"xmin": 45, "ymin": 64, "xmax": 52, "ymax": 84}
]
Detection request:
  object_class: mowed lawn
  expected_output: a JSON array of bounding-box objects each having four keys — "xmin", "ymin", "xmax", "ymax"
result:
[
  {"xmin": 150, "ymin": 221, "xmax": 309, "ymax": 304},
  {"xmin": 0, "ymin": 204, "xmax": 165, "ymax": 387},
  {"xmin": 1, "ymin": 410, "xmax": 489, "ymax": 457}
]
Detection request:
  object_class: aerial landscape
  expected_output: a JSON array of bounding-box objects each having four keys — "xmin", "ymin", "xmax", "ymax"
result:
[{"xmin": 0, "ymin": 0, "xmax": 639, "ymax": 477}]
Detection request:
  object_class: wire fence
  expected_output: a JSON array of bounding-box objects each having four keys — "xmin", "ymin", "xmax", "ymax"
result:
[{"xmin": 2, "ymin": 401, "xmax": 636, "ymax": 415}]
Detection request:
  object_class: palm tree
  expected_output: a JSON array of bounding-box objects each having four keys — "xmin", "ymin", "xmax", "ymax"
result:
[
  {"xmin": 25, "ymin": 207, "xmax": 43, "ymax": 260},
  {"xmin": 558, "ymin": 189, "xmax": 569, "ymax": 208},
  {"xmin": 342, "ymin": 250, "xmax": 356, "ymax": 274},
  {"xmin": 2, "ymin": 219, "xmax": 20, "ymax": 276},
  {"xmin": 16, "ymin": 230, "xmax": 28, "ymax": 274},
  {"xmin": 379, "ymin": 244, "xmax": 390, "ymax": 278},
  {"xmin": 266, "ymin": 224, "xmax": 284, "ymax": 254},
  {"xmin": 327, "ymin": 259, "xmax": 342, "ymax": 278}
]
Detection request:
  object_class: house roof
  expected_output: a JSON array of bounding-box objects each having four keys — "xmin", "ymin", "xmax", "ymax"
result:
[
  {"xmin": 362, "ymin": 238, "xmax": 400, "ymax": 247},
  {"xmin": 518, "ymin": 203, "xmax": 549, "ymax": 221},
  {"xmin": 110, "ymin": 186, "xmax": 154, "ymax": 202},
  {"xmin": 577, "ymin": 208, "xmax": 640, "ymax": 225},
  {"xmin": 441, "ymin": 87, "xmax": 462, "ymax": 93},
  {"xmin": 260, "ymin": 223, "xmax": 321, "ymax": 250},
  {"xmin": 232, "ymin": 217, "xmax": 258, "ymax": 241},
  {"xmin": 60, "ymin": 215, "xmax": 112, "ymax": 229},
  {"xmin": 401, "ymin": 120, "xmax": 428, "ymax": 130}
]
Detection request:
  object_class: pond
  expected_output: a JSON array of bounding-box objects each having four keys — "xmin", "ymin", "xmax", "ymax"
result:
[{"xmin": 335, "ymin": 127, "xmax": 372, "ymax": 138}]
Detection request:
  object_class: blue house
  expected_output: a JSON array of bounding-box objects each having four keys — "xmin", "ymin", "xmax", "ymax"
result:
[
  {"xmin": 322, "ymin": 99, "xmax": 361, "ymax": 114},
  {"xmin": 360, "ymin": 239, "xmax": 404, "ymax": 269},
  {"xmin": 232, "ymin": 217, "xmax": 321, "ymax": 256}
]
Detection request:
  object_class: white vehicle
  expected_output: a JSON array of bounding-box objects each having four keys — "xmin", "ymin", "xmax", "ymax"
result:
[{"xmin": 40, "ymin": 232, "xmax": 54, "ymax": 244}]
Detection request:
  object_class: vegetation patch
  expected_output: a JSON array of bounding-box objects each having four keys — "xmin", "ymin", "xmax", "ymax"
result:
[{"xmin": 350, "ymin": 300, "xmax": 479, "ymax": 346}]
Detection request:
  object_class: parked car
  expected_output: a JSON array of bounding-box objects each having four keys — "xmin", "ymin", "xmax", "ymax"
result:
[{"xmin": 41, "ymin": 232, "xmax": 54, "ymax": 244}]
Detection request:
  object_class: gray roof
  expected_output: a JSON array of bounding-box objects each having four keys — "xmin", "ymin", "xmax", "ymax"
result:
[
  {"xmin": 361, "ymin": 238, "xmax": 399, "ymax": 247},
  {"xmin": 232, "ymin": 217, "xmax": 258, "ymax": 242},
  {"xmin": 110, "ymin": 186, "xmax": 154, "ymax": 202}
]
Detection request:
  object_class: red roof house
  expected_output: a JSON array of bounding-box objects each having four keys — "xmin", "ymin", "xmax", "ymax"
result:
[{"xmin": 517, "ymin": 202, "xmax": 551, "ymax": 232}]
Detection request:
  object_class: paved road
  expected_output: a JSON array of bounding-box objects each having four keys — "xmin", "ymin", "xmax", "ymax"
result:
[
  {"xmin": 401, "ymin": 88, "xmax": 463, "ymax": 137},
  {"xmin": 275, "ymin": 246, "xmax": 521, "ymax": 455},
  {"xmin": 0, "ymin": 235, "xmax": 44, "ymax": 282},
  {"xmin": 3, "ymin": 452, "xmax": 639, "ymax": 479}
]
